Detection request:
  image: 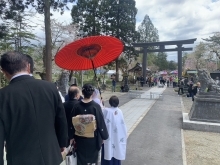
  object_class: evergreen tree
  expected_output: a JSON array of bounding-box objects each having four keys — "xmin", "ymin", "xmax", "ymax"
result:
[
  {"xmin": 137, "ymin": 14, "xmax": 159, "ymax": 71},
  {"xmin": 71, "ymin": 0, "xmax": 102, "ymax": 36},
  {"xmin": 154, "ymin": 52, "xmax": 168, "ymax": 70},
  {"xmin": 1, "ymin": 11, "xmax": 38, "ymax": 53},
  {"xmin": 137, "ymin": 15, "xmax": 159, "ymax": 43},
  {"xmin": 168, "ymin": 60, "xmax": 177, "ymax": 70},
  {"xmin": 71, "ymin": 0, "xmax": 138, "ymax": 81},
  {"xmin": 0, "ymin": 0, "xmax": 75, "ymax": 82}
]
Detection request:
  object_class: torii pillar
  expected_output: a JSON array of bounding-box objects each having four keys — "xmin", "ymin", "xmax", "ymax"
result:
[
  {"xmin": 142, "ymin": 48, "xmax": 148, "ymax": 80},
  {"xmin": 177, "ymin": 44, "xmax": 183, "ymax": 79}
]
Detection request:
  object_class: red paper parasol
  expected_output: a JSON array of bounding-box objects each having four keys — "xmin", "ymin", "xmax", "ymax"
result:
[{"xmin": 55, "ymin": 36, "xmax": 124, "ymax": 71}]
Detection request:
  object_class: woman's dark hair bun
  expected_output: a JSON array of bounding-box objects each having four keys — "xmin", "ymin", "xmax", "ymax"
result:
[
  {"xmin": 82, "ymin": 87, "xmax": 94, "ymax": 92},
  {"xmin": 82, "ymin": 84, "xmax": 95, "ymax": 92}
]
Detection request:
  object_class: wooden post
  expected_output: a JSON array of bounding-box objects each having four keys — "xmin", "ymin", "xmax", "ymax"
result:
[
  {"xmin": 177, "ymin": 45, "xmax": 183, "ymax": 79},
  {"xmin": 142, "ymin": 48, "xmax": 148, "ymax": 84}
]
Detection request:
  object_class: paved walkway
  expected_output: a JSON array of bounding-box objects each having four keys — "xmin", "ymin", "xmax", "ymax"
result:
[
  {"xmin": 122, "ymin": 87, "xmax": 183, "ymax": 165},
  {"xmin": 103, "ymin": 92, "xmax": 132, "ymax": 108},
  {"xmin": 119, "ymin": 87, "xmax": 166, "ymax": 135}
]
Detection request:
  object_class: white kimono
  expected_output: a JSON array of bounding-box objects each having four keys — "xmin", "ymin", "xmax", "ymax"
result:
[{"xmin": 103, "ymin": 107, "xmax": 127, "ymax": 160}]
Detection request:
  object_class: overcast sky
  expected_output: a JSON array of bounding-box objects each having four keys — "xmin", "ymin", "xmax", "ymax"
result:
[
  {"xmin": 37, "ymin": 0, "xmax": 220, "ymax": 61},
  {"xmin": 135, "ymin": 0, "xmax": 220, "ymax": 61}
]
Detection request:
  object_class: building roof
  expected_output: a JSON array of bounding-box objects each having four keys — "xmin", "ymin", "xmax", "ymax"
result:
[{"xmin": 128, "ymin": 63, "xmax": 150, "ymax": 72}]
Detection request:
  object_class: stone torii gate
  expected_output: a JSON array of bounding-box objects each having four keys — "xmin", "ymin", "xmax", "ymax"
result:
[{"xmin": 132, "ymin": 38, "xmax": 197, "ymax": 83}]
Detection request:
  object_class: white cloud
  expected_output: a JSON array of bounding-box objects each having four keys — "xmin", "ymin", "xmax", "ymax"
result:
[{"xmin": 135, "ymin": 0, "xmax": 220, "ymax": 61}]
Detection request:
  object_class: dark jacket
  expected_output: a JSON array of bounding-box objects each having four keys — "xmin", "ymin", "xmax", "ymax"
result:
[
  {"xmin": 65, "ymin": 94, "xmax": 83, "ymax": 102},
  {"xmin": 192, "ymin": 86, "xmax": 198, "ymax": 95},
  {"xmin": 112, "ymin": 79, "xmax": 116, "ymax": 86},
  {"xmin": 188, "ymin": 84, "xmax": 193, "ymax": 93},
  {"xmin": 63, "ymin": 99, "xmax": 79, "ymax": 145},
  {"xmin": 140, "ymin": 77, "xmax": 144, "ymax": 83},
  {"xmin": 178, "ymin": 80, "xmax": 184, "ymax": 88},
  {"xmin": 0, "ymin": 75, "xmax": 68, "ymax": 165}
]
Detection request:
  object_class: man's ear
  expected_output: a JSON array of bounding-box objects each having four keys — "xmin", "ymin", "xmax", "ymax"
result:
[
  {"xmin": 77, "ymin": 92, "xmax": 80, "ymax": 99},
  {"xmin": 27, "ymin": 63, "xmax": 31, "ymax": 74},
  {"xmin": 1, "ymin": 70, "xmax": 11, "ymax": 81}
]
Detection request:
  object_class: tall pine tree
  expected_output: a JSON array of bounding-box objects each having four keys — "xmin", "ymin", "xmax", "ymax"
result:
[
  {"xmin": 71, "ymin": 0, "xmax": 138, "ymax": 81},
  {"xmin": 138, "ymin": 15, "xmax": 159, "ymax": 43}
]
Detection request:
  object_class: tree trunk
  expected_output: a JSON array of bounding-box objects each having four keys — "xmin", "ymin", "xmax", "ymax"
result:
[
  {"xmin": 69, "ymin": 71, "xmax": 73, "ymax": 82},
  {"xmin": 44, "ymin": 0, "xmax": 52, "ymax": 82},
  {"xmin": 115, "ymin": 1, "xmax": 120, "ymax": 82},
  {"xmin": 115, "ymin": 58, "xmax": 119, "ymax": 82}
]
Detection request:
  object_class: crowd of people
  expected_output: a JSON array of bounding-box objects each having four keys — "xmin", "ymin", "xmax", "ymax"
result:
[
  {"xmin": 0, "ymin": 51, "xmax": 127, "ymax": 165},
  {"xmin": 135, "ymin": 74, "xmax": 202, "ymax": 101},
  {"xmin": 135, "ymin": 75, "xmax": 178, "ymax": 88}
]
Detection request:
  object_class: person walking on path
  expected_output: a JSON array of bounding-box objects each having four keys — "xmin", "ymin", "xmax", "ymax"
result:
[
  {"xmin": 71, "ymin": 84, "xmax": 109, "ymax": 165},
  {"xmin": 166, "ymin": 77, "xmax": 170, "ymax": 87},
  {"xmin": 65, "ymin": 83, "xmax": 83, "ymax": 102},
  {"xmin": 101, "ymin": 96, "xmax": 127, "ymax": 165},
  {"xmin": 140, "ymin": 76, "xmax": 144, "ymax": 87},
  {"xmin": 112, "ymin": 78, "xmax": 116, "ymax": 92},
  {"xmin": 173, "ymin": 76, "xmax": 178, "ymax": 88},
  {"xmin": 0, "ymin": 51, "xmax": 68, "ymax": 165},
  {"xmin": 63, "ymin": 86, "xmax": 81, "ymax": 146},
  {"xmin": 178, "ymin": 78, "xmax": 184, "ymax": 95}
]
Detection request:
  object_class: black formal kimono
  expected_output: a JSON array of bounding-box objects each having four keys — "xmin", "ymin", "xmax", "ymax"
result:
[
  {"xmin": 72, "ymin": 100, "xmax": 109, "ymax": 165},
  {"xmin": 0, "ymin": 75, "xmax": 68, "ymax": 165}
]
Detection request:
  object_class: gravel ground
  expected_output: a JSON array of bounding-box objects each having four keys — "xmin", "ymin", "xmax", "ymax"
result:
[
  {"xmin": 181, "ymin": 96, "xmax": 193, "ymax": 113},
  {"xmin": 181, "ymin": 96, "xmax": 220, "ymax": 165},
  {"xmin": 101, "ymin": 91, "xmax": 126, "ymax": 101}
]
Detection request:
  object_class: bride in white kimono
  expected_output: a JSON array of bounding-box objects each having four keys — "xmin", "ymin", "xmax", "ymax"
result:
[{"xmin": 101, "ymin": 96, "xmax": 127, "ymax": 165}]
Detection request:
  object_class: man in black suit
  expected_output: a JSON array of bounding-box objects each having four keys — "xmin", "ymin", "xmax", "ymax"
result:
[
  {"xmin": 65, "ymin": 84, "xmax": 83, "ymax": 102},
  {"xmin": 0, "ymin": 51, "xmax": 68, "ymax": 165},
  {"xmin": 63, "ymin": 86, "xmax": 80, "ymax": 146}
]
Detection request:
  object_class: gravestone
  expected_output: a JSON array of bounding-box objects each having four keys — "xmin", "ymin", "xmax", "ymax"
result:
[{"xmin": 189, "ymin": 69, "xmax": 220, "ymax": 123}]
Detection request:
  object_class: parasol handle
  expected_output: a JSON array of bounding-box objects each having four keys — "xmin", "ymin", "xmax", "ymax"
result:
[{"xmin": 91, "ymin": 60, "xmax": 102, "ymax": 96}]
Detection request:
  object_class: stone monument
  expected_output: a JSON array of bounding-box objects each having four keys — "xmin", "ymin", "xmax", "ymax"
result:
[
  {"xmin": 57, "ymin": 70, "xmax": 70, "ymax": 96},
  {"xmin": 189, "ymin": 69, "xmax": 220, "ymax": 123}
]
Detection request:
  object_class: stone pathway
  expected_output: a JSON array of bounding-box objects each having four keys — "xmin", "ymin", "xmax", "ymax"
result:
[{"xmin": 122, "ymin": 87, "xmax": 183, "ymax": 165}]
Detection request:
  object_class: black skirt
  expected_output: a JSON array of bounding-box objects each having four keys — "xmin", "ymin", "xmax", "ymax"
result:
[{"xmin": 75, "ymin": 136, "xmax": 98, "ymax": 165}]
